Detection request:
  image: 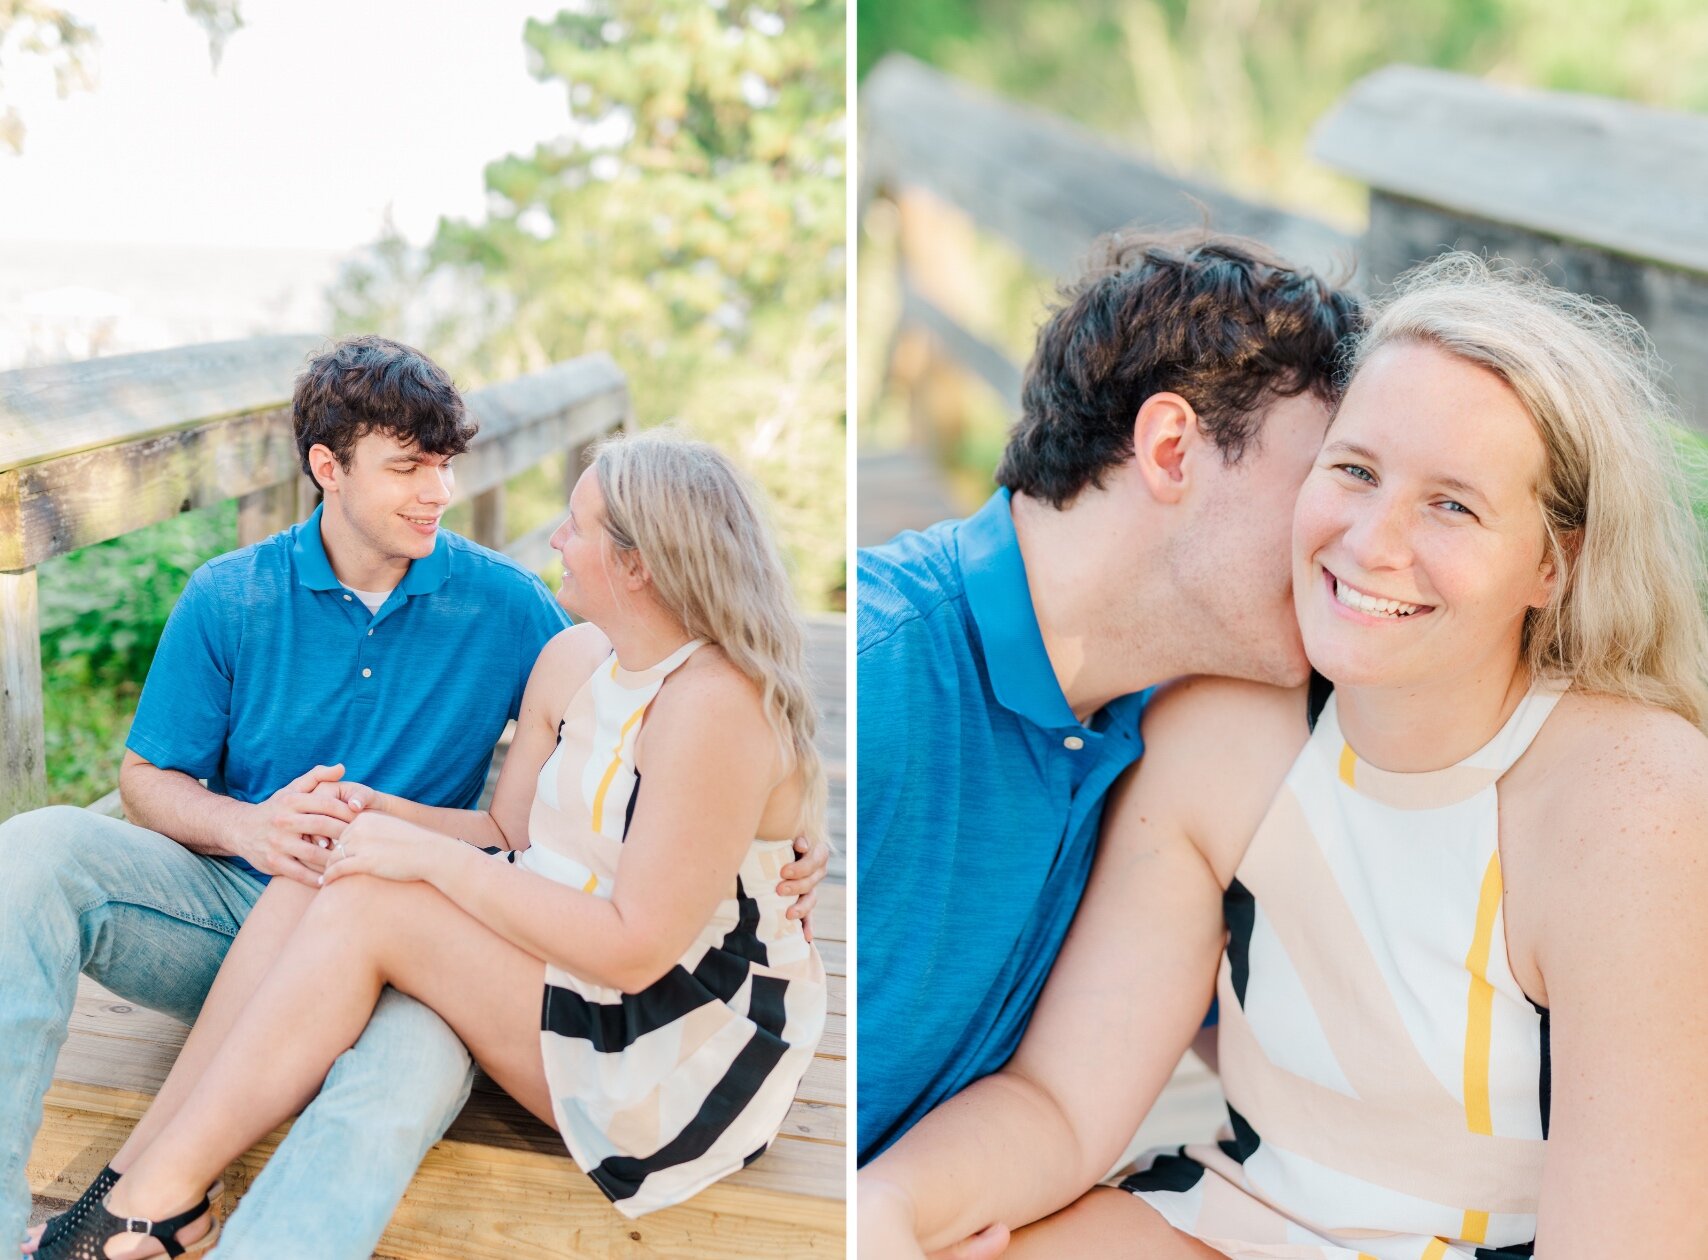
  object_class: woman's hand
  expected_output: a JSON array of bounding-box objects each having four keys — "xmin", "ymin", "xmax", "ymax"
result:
[{"xmin": 320, "ymin": 808, "xmax": 458, "ymax": 887}]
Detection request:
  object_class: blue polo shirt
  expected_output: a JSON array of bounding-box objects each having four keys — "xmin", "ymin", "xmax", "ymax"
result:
[
  {"xmin": 127, "ymin": 505, "xmax": 571, "ymax": 879},
  {"xmin": 856, "ymin": 489, "xmax": 1150, "ymax": 1164}
]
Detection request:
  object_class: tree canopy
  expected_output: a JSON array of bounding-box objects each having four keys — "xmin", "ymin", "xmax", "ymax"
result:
[{"xmin": 335, "ymin": 0, "xmax": 847, "ymax": 609}]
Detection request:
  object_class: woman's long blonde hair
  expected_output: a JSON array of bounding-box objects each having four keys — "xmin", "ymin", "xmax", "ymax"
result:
[
  {"xmin": 592, "ymin": 429, "xmax": 827, "ymax": 844},
  {"xmin": 1347, "ymin": 252, "xmax": 1708, "ymax": 730}
]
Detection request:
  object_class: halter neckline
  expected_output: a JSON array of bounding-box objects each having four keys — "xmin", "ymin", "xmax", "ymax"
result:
[
  {"xmin": 1317, "ymin": 677, "xmax": 1567, "ymax": 810},
  {"xmin": 608, "ymin": 637, "xmax": 706, "ymax": 684}
]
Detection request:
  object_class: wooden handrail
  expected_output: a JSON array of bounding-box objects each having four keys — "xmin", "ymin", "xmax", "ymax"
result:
[
  {"xmin": 861, "ymin": 53, "xmax": 1356, "ymax": 283},
  {"xmin": 1312, "ymin": 66, "xmax": 1708, "ymax": 277}
]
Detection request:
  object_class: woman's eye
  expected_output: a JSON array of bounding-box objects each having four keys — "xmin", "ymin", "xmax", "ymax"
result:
[
  {"xmin": 1335, "ymin": 464, "xmax": 1376, "ymax": 484},
  {"xmin": 1438, "ymin": 499, "xmax": 1473, "ymax": 516}
]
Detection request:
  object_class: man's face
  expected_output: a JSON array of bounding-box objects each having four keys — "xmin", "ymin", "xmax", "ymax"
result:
[
  {"xmin": 320, "ymin": 431, "xmax": 455, "ymax": 567},
  {"xmin": 1167, "ymin": 392, "xmax": 1332, "ymax": 687}
]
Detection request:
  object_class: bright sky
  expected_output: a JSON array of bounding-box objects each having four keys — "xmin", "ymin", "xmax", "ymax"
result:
[{"xmin": 0, "ymin": 0, "xmax": 574, "ymax": 250}]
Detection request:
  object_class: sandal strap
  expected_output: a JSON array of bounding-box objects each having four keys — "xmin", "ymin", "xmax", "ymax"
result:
[{"xmin": 122, "ymin": 1189, "xmax": 214, "ymax": 1258}]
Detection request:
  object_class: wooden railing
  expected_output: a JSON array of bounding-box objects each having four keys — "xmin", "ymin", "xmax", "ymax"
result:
[
  {"xmin": 0, "ymin": 337, "xmax": 632, "ymax": 818},
  {"xmin": 861, "ymin": 55, "xmax": 1708, "ymax": 455},
  {"xmin": 1311, "ymin": 64, "xmax": 1708, "ymax": 433}
]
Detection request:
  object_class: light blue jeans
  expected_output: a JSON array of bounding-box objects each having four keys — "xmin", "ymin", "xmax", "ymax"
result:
[{"xmin": 0, "ymin": 806, "xmax": 474, "ymax": 1259}]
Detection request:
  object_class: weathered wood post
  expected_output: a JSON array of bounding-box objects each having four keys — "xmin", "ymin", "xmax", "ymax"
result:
[
  {"xmin": 0, "ymin": 567, "xmax": 46, "ymax": 816},
  {"xmin": 1312, "ymin": 65, "xmax": 1708, "ymax": 432}
]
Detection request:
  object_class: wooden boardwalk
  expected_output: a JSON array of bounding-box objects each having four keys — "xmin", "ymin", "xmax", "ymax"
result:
[{"xmin": 28, "ymin": 614, "xmax": 848, "ymax": 1257}]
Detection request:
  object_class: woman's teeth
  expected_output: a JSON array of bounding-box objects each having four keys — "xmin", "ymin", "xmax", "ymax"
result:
[{"xmin": 1335, "ymin": 578, "xmax": 1424, "ymax": 619}]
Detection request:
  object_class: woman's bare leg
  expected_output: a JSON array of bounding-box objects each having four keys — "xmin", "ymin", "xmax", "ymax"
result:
[
  {"xmin": 1003, "ymin": 1186, "xmax": 1227, "ymax": 1259},
  {"xmin": 96, "ymin": 874, "xmax": 552, "ymax": 1259},
  {"xmin": 21, "ymin": 879, "xmax": 315, "ymax": 1255}
]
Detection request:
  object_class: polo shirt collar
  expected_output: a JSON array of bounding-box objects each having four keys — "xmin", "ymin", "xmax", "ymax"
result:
[
  {"xmin": 959, "ymin": 489, "xmax": 1080, "ymax": 730},
  {"xmin": 290, "ymin": 503, "xmax": 452, "ymax": 596}
]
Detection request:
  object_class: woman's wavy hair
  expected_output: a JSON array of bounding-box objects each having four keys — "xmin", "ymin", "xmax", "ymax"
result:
[
  {"xmin": 591, "ymin": 429, "xmax": 827, "ymax": 844},
  {"xmin": 1346, "ymin": 253, "xmax": 1708, "ymax": 730}
]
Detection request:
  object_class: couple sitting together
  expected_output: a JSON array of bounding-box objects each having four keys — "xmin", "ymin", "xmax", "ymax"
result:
[
  {"xmin": 2, "ymin": 336, "xmax": 832, "ymax": 1259},
  {"xmin": 858, "ymin": 233, "xmax": 1708, "ymax": 1257}
]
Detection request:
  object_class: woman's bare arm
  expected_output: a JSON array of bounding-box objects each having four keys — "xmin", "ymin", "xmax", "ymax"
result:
[
  {"xmin": 859, "ymin": 678, "xmax": 1301, "ymax": 1255},
  {"xmin": 331, "ymin": 649, "xmax": 788, "ymax": 992},
  {"xmin": 1530, "ymin": 705, "xmax": 1708, "ymax": 1257}
]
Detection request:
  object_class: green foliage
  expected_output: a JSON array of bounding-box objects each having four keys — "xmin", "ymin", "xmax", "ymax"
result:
[
  {"xmin": 37, "ymin": 502, "xmax": 237, "ymax": 803},
  {"xmin": 334, "ymin": 0, "xmax": 847, "ymax": 610}
]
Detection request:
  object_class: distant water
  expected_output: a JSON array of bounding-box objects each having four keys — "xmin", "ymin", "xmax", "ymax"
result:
[{"xmin": 0, "ymin": 239, "xmax": 351, "ymax": 371}]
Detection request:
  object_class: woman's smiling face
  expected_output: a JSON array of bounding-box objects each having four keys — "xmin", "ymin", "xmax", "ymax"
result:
[{"xmin": 1292, "ymin": 338, "xmax": 1557, "ymax": 691}]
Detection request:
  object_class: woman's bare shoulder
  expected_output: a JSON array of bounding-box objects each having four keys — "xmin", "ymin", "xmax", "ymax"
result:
[
  {"xmin": 1143, "ymin": 674, "xmax": 1308, "ymax": 735},
  {"xmin": 1514, "ymin": 690, "xmax": 1708, "ymax": 941},
  {"xmin": 531, "ymin": 622, "xmax": 612, "ymax": 708},
  {"xmin": 1117, "ymin": 676, "xmax": 1310, "ymax": 882},
  {"xmin": 1522, "ymin": 690, "xmax": 1708, "ymax": 829},
  {"xmin": 650, "ymin": 644, "xmax": 775, "ymax": 740}
]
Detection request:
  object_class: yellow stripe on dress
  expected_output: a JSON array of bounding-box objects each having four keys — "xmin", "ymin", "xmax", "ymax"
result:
[
  {"xmin": 1422, "ymin": 1240, "xmax": 1449, "ymax": 1260},
  {"xmin": 1463, "ymin": 852, "xmax": 1504, "ymax": 1135},
  {"xmin": 1338, "ymin": 743, "xmax": 1357, "ymax": 787},
  {"xmin": 590, "ymin": 703, "xmax": 650, "ymax": 833},
  {"xmin": 1460, "ymin": 1208, "xmax": 1489, "ymax": 1243}
]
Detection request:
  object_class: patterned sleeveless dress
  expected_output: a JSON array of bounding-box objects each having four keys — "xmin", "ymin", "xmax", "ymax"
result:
[
  {"xmin": 512, "ymin": 638, "xmax": 827, "ymax": 1218},
  {"xmin": 1122, "ymin": 680, "xmax": 1563, "ymax": 1259}
]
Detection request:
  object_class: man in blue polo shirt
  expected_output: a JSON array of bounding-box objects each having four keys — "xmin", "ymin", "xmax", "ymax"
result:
[
  {"xmin": 1, "ymin": 335, "xmax": 827, "ymax": 1259},
  {"xmin": 856, "ymin": 231, "xmax": 1360, "ymax": 1169}
]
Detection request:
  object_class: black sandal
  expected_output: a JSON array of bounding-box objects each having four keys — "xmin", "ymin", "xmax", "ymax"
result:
[
  {"xmin": 27, "ymin": 1173, "xmax": 222, "ymax": 1258},
  {"xmin": 27, "ymin": 1165, "xmax": 118, "ymax": 1254},
  {"xmin": 34, "ymin": 1188, "xmax": 219, "ymax": 1260}
]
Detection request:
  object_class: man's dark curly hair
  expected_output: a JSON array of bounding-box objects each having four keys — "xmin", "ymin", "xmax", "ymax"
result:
[
  {"xmin": 293, "ymin": 335, "xmax": 476, "ymax": 484},
  {"xmin": 996, "ymin": 228, "xmax": 1363, "ymax": 508}
]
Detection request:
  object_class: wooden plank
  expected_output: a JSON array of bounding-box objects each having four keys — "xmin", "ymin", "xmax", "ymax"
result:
[
  {"xmin": 0, "ymin": 352, "xmax": 628, "ymax": 569},
  {"xmin": 0, "ymin": 336, "xmax": 322, "ymax": 475},
  {"xmin": 452, "ymin": 386, "xmax": 630, "ymax": 502},
  {"xmin": 463, "ymin": 355, "xmax": 629, "ymax": 447},
  {"xmin": 1356, "ymin": 192, "xmax": 1708, "ymax": 436},
  {"xmin": 29, "ymin": 1083, "xmax": 844, "ymax": 1258},
  {"xmin": 1311, "ymin": 65, "xmax": 1708, "ymax": 277},
  {"xmin": 862, "ymin": 53, "xmax": 1354, "ymax": 284},
  {"xmin": 237, "ymin": 478, "xmax": 300, "ymax": 546},
  {"xmin": 898, "ymin": 280, "xmax": 1023, "ymax": 413},
  {"xmin": 856, "ymin": 447, "xmax": 960, "ymax": 548},
  {"xmin": 0, "ymin": 405, "xmax": 297, "ymax": 570},
  {"xmin": 471, "ymin": 485, "xmax": 507, "ymax": 550},
  {"xmin": 0, "ymin": 567, "xmax": 46, "ymax": 817}
]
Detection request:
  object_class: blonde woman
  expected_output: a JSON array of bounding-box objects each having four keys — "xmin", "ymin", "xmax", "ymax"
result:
[
  {"xmin": 47, "ymin": 431, "xmax": 828, "ymax": 1259},
  {"xmin": 861, "ymin": 256, "xmax": 1708, "ymax": 1259}
]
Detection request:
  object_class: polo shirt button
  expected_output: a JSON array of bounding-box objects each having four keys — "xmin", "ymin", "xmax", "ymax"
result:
[
  {"xmin": 367, "ymin": 629, "xmax": 373, "ymax": 636},
  {"xmin": 362, "ymin": 668, "xmax": 372, "ymax": 678},
  {"xmin": 343, "ymin": 594, "xmax": 352, "ymax": 601},
  {"xmin": 1063, "ymin": 736, "xmax": 1085, "ymax": 750}
]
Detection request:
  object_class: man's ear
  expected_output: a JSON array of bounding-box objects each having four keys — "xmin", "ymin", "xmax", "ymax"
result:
[
  {"xmin": 308, "ymin": 443, "xmax": 342, "ymax": 495},
  {"xmin": 1131, "ymin": 392, "xmax": 1201, "ymax": 505}
]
